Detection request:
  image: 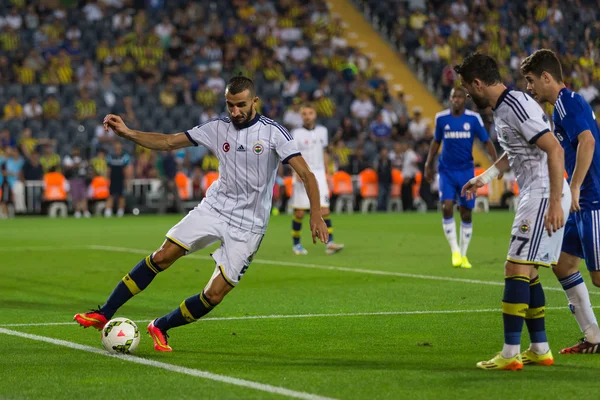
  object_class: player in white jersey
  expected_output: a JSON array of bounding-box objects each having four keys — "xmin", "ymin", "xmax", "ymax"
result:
[
  {"xmin": 290, "ymin": 103, "xmax": 344, "ymax": 255},
  {"xmin": 74, "ymin": 77, "xmax": 329, "ymax": 352},
  {"xmin": 457, "ymin": 53, "xmax": 570, "ymax": 370}
]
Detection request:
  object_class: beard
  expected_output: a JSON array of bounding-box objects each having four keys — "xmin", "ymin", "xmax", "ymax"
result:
[
  {"xmin": 469, "ymin": 92, "xmax": 489, "ymax": 110},
  {"xmin": 230, "ymin": 110, "xmax": 253, "ymax": 129}
]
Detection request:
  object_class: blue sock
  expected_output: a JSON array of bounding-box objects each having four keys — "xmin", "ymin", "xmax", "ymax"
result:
[
  {"xmin": 559, "ymin": 271, "xmax": 584, "ymax": 290},
  {"xmin": 154, "ymin": 291, "xmax": 215, "ymax": 332},
  {"xmin": 502, "ymin": 275, "xmax": 530, "ymax": 346},
  {"xmin": 525, "ymin": 276, "xmax": 547, "ymax": 343},
  {"xmin": 324, "ymin": 216, "xmax": 333, "ymax": 242},
  {"xmin": 101, "ymin": 255, "xmax": 162, "ymax": 319},
  {"xmin": 292, "ymin": 216, "xmax": 302, "ymax": 246}
]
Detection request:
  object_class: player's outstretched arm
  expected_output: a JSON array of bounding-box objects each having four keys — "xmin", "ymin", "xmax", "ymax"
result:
[
  {"xmin": 569, "ymin": 130, "xmax": 594, "ymax": 212},
  {"xmin": 103, "ymin": 114, "xmax": 192, "ymax": 151},
  {"xmin": 287, "ymin": 155, "xmax": 329, "ymax": 244},
  {"xmin": 424, "ymin": 138, "xmax": 440, "ymax": 183},
  {"xmin": 461, "ymin": 152, "xmax": 509, "ymax": 200},
  {"xmin": 535, "ymin": 132, "xmax": 566, "ymax": 235}
]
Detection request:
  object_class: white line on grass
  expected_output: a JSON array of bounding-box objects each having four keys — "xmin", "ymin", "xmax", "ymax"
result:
[
  {"xmin": 86, "ymin": 245, "xmax": 600, "ymax": 295},
  {"xmin": 0, "ymin": 328, "xmax": 336, "ymax": 400},
  {"xmin": 0, "ymin": 306, "xmax": 586, "ymax": 327},
  {"xmin": 3, "ymin": 244, "xmax": 598, "ymax": 295}
]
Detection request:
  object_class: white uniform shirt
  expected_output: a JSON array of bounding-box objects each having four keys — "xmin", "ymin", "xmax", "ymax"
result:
[
  {"xmin": 185, "ymin": 114, "xmax": 300, "ymax": 234},
  {"xmin": 493, "ymin": 89, "xmax": 552, "ymax": 194},
  {"xmin": 291, "ymin": 125, "xmax": 328, "ymax": 172}
]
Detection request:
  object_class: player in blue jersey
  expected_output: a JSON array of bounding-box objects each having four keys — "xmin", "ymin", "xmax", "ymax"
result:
[
  {"xmin": 521, "ymin": 49, "xmax": 600, "ymax": 354},
  {"xmin": 425, "ymin": 87, "xmax": 499, "ymax": 268}
]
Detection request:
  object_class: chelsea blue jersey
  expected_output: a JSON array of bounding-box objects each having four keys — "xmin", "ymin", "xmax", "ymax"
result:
[
  {"xmin": 434, "ymin": 109, "xmax": 490, "ymax": 172},
  {"xmin": 553, "ymin": 88, "xmax": 600, "ymax": 210}
]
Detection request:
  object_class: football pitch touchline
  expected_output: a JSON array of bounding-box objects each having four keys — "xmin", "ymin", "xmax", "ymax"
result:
[
  {"xmin": 2, "ymin": 244, "xmax": 599, "ymax": 295},
  {"xmin": 0, "ymin": 328, "xmax": 336, "ymax": 400},
  {"xmin": 0, "ymin": 306, "xmax": 586, "ymax": 327}
]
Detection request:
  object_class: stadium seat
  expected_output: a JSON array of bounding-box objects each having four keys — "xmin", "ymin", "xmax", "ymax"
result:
[
  {"xmin": 332, "ymin": 171, "xmax": 354, "ymax": 214},
  {"xmin": 358, "ymin": 169, "xmax": 378, "ymax": 213},
  {"xmin": 388, "ymin": 168, "xmax": 403, "ymax": 212}
]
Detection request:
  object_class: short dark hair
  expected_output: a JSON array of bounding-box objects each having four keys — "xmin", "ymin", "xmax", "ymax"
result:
[
  {"xmin": 225, "ymin": 76, "xmax": 256, "ymax": 97},
  {"xmin": 450, "ymin": 86, "xmax": 467, "ymax": 96},
  {"xmin": 454, "ymin": 53, "xmax": 501, "ymax": 85},
  {"xmin": 520, "ymin": 49, "xmax": 563, "ymax": 83}
]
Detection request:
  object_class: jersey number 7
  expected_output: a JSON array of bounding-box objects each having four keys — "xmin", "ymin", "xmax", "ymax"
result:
[{"xmin": 510, "ymin": 235, "xmax": 530, "ymax": 256}]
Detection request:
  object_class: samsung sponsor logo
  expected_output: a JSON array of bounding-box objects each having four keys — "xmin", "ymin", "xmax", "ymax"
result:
[{"xmin": 444, "ymin": 131, "xmax": 471, "ymax": 139}]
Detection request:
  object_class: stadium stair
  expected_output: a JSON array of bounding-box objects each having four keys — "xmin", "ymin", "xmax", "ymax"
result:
[{"xmin": 328, "ymin": 0, "xmax": 504, "ymax": 203}]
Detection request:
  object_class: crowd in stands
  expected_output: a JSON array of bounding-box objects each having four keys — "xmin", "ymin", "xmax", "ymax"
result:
[{"xmin": 4, "ymin": 0, "xmax": 597, "ymax": 216}]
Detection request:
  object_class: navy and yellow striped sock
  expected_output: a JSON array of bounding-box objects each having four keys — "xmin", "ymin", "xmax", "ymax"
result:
[
  {"xmin": 154, "ymin": 291, "xmax": 216, "ymax": 332},
  {"xmin": 502, "ymin": 274, "xmax": 530, "ymax": 346},
  {"xmin": 525, "ymin": 276, "xmax": 547, "ymax": 344},
  {"xmin": 323, "ymin": 216, "xmax": 333, "ymax": 242},
  {"xmin": 292, "ymin": 216, "xmax": 302, "ymax": 246},
  {"xmin": 101, "ymin": 255, "xmax": 163, "ymax": 319}
]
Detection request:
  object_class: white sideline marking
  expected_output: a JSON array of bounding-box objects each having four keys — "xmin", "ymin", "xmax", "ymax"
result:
[
  {"xmin": 86, "ymin": 245, "xmax": 600, "ymax": 295},
  {"xmin": 2, "ymin": 245, "xmax": 599, "ymax": 295},
  {"xmin": 0, "ymin": 328, "xmax": 335, "ymax": 400},
  {"xmin": 0, "ymin": 306, "xmax": 589, "ymax": 328}
]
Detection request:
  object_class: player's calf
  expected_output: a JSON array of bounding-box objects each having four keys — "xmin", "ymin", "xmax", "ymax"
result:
[{"xmin": 590, "ymin": 271, "xmax": 600, "ymax": 288}]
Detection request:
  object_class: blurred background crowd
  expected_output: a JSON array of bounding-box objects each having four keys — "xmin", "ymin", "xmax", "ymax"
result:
[{"xmin": 1, "ymin": 0, "xmax": 599, "ymax": 216}]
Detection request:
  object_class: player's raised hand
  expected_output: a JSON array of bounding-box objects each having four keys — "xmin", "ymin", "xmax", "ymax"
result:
[
  {"xmin": 570, "ymin": 186, "xmax": 581, "ymax": 212},
  {"xmin": 310, "ymin": 214, "xmax": 329, "ymax": 244},
  {"xmin": 461, "ymin": 177, "xmax": 484, "ymax": 201},
  {"xmin": 544, "ymin": 200, "xmax": 565, "ymax": 237},
  {"xmin": 103, "ymin": 114, "xmax": 129, "ymax": 138}
]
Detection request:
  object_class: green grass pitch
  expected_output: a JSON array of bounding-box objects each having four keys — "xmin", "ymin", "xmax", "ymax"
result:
[{"xmin": 1, "ymin": 212, "xmax": 599, "ymax": 399}]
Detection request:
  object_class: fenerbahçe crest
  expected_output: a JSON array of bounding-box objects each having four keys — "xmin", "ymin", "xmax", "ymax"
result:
[
  {"xmin": 253, "ymin": 141, "xmax": 264, "ymax": 155},
  {"xmin": 520, "ymin": 220, "xmax": 531, "ymax": 235}
]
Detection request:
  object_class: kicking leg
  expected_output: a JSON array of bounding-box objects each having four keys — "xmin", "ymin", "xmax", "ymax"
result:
[
  {"xmin": 74, "ymin": 240, "xmax": 185, "ymax": 329},
  {"xmin": 323, "ymin": 207, "xmax": 344, "ymax": 255},
  {"xmin": 458, "ymin": 206, "xmax": 473, "ymax": 268},
  {"xmin": 441, "ymin": 200, "xmax": 461, "ymax": 267},
  {"xmin": 148, "ymin": 272, "xmax": 233, "ymax": 352},
  {"xmin": 292, "ymin": 209, "xmax": 307, "ymax": 255}
]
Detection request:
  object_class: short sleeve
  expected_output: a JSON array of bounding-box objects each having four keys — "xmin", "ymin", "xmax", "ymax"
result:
[
  {"xmin": 185, "ymin": 119, "xmax": 218, "ymax": 152},
  {"xmin": 472, "ymin": 114, "xmax": 489, "ymax": 142},
  {"xmin": 516, "ymin": 103, "xmax": 551, "ymax": 144},
  {"xmin": 322, "ymin": 127, "xmax": 329, "ymax": 148},
  {"xmin": 561, "ymin": 102, "xmax": 591, "ymax": 143},
  {"xmin": 434, "ymin": 117, "xmax": 443, "ymax": 142},
  {"xmin": 270, "ymin": 122, "xmax": 300, "ymax": 164}
]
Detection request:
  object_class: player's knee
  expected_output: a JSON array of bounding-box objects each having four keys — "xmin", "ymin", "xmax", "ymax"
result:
[
  {"xmin": 152, "ymin": 244, "xmax": 184, "ymax": 270},
  {"xmin": 321, "ymin": 208, "xmax": 330, "ymax": 218},
  {"xmin": 203, "ymin": 287, "xmax": 226, "ymax": 305},
  {"xmin": 294, "ymin": 209, "xmax": 305, "ymax": 219},
  {"xmin": 442, "ymin": 204, "xmax": 453, "ymax": 219},
  {"xmin": 591, "ymin": 273, "xmax": 600, "ymax": 288}
]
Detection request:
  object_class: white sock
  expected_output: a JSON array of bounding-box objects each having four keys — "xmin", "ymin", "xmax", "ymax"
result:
[
  {"xmin": 501, "ymin": 344, "xmax": 520, "ymax": 358},
  {"xmin": 83, "ymin": 211, "xmax": 91, "ymax": 218},
  {"xmin": 74, "ymin": 211, "xmax": 81, "ymax": 218},
  {"xmin": 460, "ymin": 221, "xmax": 473, "ymax": 257},
  {"xmin": 530, "ymin": 342, "xmax": 550, "ymax": 355},
  {"xmin": 104, "ymin": 208, "xmax": 112, "ymax": 217},
  {"xmin": 117, "ymin": 208, "xmax": 124, "ymax": 217},
  {"xmin": 443, "ymin": 217, "xmax": 460, "ymax": 253},
  {"xmin": 560, "ymin": 272, "xmax": 600, "ymax": 343}
]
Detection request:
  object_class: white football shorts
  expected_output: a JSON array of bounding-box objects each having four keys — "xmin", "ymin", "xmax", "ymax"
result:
[
  {"xmin": 507, "ymin": 180, "xmax": 570, "ymax": 268},
  {"xmin": 166, "ymin": 203, "xmax": 264, "ymax": 286},
  {"xmin": 290, "ymin": 169, "xmax": 330, "ymax": 209}
]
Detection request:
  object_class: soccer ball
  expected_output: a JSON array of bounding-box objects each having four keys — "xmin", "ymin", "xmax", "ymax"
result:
[{"xmin": 101, "ymin": 318, "xmax": 140, "ymax": 354}]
